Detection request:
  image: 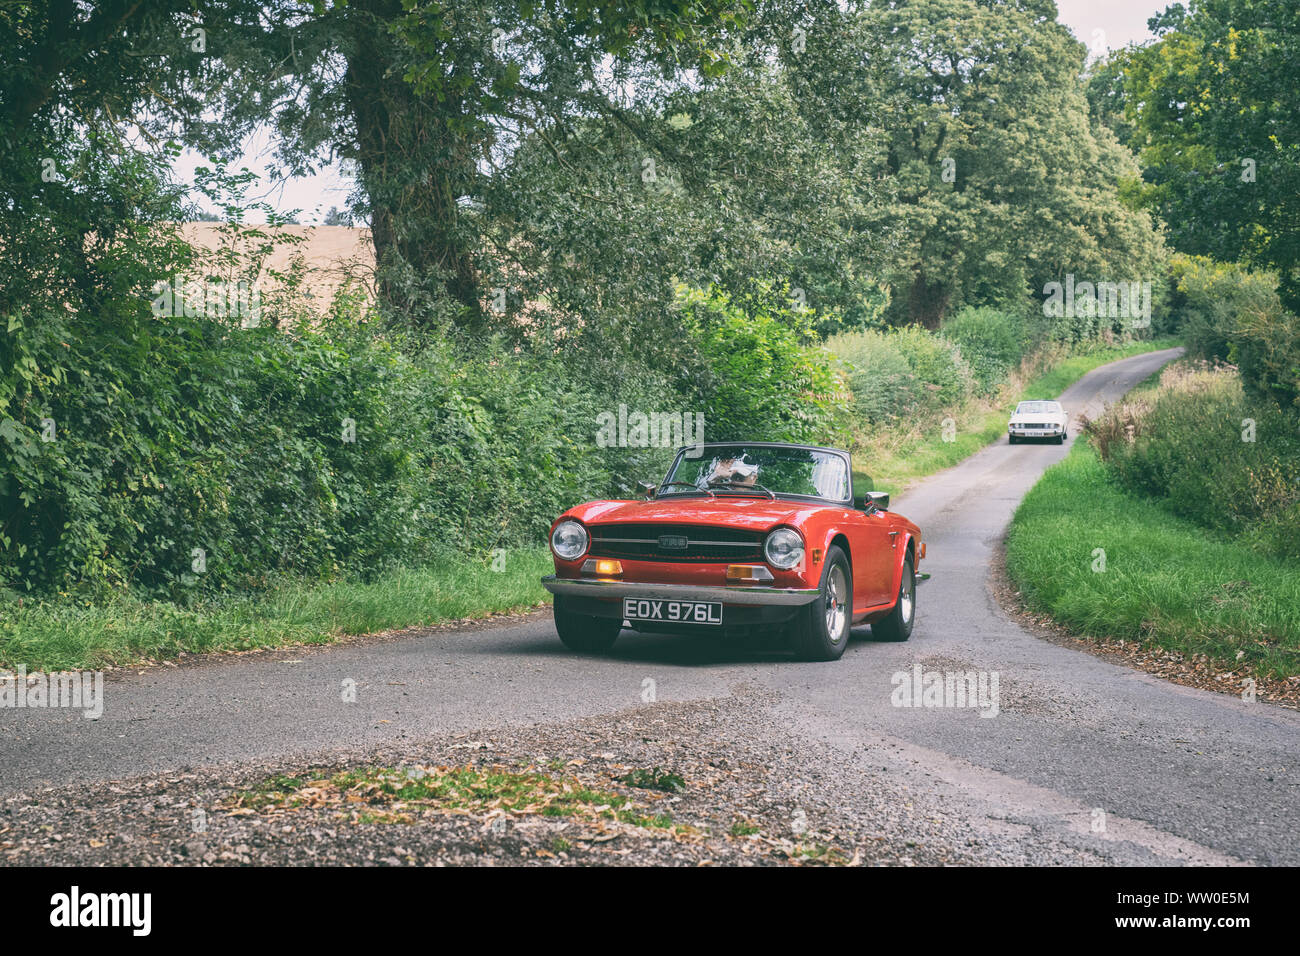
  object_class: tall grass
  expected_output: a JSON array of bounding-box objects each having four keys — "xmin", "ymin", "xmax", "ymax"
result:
[{"xmin": 1086, "ymin": 360, "xmax": 1300, "ymax": 562}]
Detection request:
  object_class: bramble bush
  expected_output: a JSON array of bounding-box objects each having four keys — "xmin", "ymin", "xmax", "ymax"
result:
[
  {"xmin": 940, "ymin": 306, "xmax": 1031, "ymax": 395},
  {"xmin": 826, "ymin": 326, "xmax": 974, "ymax": 425},
  {"xmin": 1090, "ymin": 362, "xmax": 1300, "ymax": 563}
]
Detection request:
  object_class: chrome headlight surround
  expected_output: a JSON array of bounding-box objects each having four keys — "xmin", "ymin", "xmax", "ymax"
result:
[
  {"xmin": 763, "ymin": 527, "xmax": 805, "ymax": 571},
  {"xmin": 550, "ymin": 519, "xmax": 589, "ymax": 561}
]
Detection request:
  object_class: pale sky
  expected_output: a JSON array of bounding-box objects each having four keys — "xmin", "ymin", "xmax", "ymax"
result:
[
  {"xmin": 190, "ymin": 1, "xmax": 1169, "ymax": 222},
  {"xmin": 1057, "ymin": 0, "xmax": 1164, "ymax": 56},
  {"xmin": 177, "ymin": 124, "xmax": 354, "ymax": 225}
]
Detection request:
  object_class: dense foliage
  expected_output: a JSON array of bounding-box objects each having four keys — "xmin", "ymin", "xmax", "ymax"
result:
[
  {"xmin": 828, "ymin": 327, "xmax": 973, "ymax": 427},
  {"xmin": 1088, "ymin": 364, "xmax": 1300, "ymax": 563},
  {"xmin": 675, "ymin": 287, "xmax": 845, "ymax": 445},
  {"xmin": 0, "ymin": 293, "xmax": 686, "ymax": 597},
  {"xmin": 854, "ymin": 0, "xmax": 1169, "ymax": 328},
  {"xmin": 1114, "ymin": 0, "xmax": 1300, "ymax": 311},
  {"xmin": 939, "ymin": 308, "xmax": 1034, "ymax": 396},
  {"xmin": 1172, "ymin": 255, "xmax": 1300, "ymax": 412},
  {"xmin": 1, "ymin": 0, "xmax": 1261, "ymax": 605}
]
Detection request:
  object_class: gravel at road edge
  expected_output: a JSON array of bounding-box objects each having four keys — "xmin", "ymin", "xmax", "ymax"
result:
[{"xmin": 2, "ymin": 690, "xmax": 1115, "ymax": 866}]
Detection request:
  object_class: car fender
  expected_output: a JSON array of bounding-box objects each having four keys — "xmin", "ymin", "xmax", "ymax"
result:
[
  {"xmin": 884, "ymin": 527, "xmax": 923, "ymax": 606},
  {"xmin": 795, "ymin": 517, "xmax": 852, "ymax": 583}
]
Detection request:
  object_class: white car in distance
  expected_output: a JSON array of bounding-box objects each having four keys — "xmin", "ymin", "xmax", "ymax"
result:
[{"xmin": 1008, "ymin": 400, "xmax": 1068, "ymax": 444}]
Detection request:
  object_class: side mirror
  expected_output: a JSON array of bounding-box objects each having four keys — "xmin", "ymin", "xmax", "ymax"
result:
[
  {"xmin": 857, "ymin": 491, "xmax": 889, "ymax": 511},
  {"xmin": 637, "ymin": 481, "xmax": 657, "ymax": 499}
]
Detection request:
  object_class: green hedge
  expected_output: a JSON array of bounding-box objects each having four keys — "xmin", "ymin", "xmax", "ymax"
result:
[
  {"xmin": 826, "ymin": 326, "xmax": 973, "ymax": 425},
  {"xmin": 0, "ymin": 302, "xmax": 680, "ymax": 598},
  {"xmin": 1094, "ymin": 366, "xmax": 1300, "ymax": 563},
  {"xmin": 1, "ymin": 274, "xmax": 849, "ymax": 599},
  {"xmin": 1172, "ymin": 254, "xmax": 1300, "ymax": 413}
]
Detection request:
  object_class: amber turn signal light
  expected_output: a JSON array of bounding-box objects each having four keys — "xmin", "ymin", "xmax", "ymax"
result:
[
  {"xmin": 581, "ymin": 558, "xmax": 623, "ymax": 577},
  {"xmin": 726, "ymin": 564, "xmax": 774, "ymax": 583}
]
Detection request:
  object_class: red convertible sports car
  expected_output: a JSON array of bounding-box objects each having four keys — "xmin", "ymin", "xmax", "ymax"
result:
[{"xmin": 541, "ymin": 442, "xmax": 925, "ymax": 661}]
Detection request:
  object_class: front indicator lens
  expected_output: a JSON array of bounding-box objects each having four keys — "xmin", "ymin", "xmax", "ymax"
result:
[
  {"xmin": 581, "ymin": 558, "xmax": 623, "ymax": 577},
  {"xmin": 763, "ymin": 528, "xmax": 805, "ymax": 570},
  {"xmin": 551, "ymin": 520, "xmax": 589, "ymax": 560},
  {"xmin": 726, "ymin": 564, "xmax": 774, "ymax": 583}
]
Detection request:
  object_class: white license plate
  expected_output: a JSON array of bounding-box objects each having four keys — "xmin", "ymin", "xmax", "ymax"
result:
[{"xmin": 622, "ymin": 597, "xmax": 723, "ymax": 626}]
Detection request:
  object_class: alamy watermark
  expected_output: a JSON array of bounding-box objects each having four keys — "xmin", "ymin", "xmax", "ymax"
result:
[
  {"xmin": 50, "ymin": 886, "xmax": 150, "ymax": 936},
  {"xmin": 1, "ymin": 667, "xmax": 104, "ymax": 719},
  {"xmin": 890, "ymin": 664, "xmax": 999, "ymax": 718},
  {"xmin": 150, "ymin": 276, "xmax": 262, "ymax": 327},
  {"xmin": 1043, "ymin": 274, "xmax": 1152, "ymax": 329},
  {"xmin": 596, "ymin": 404, "xmax": 704, "ymax": 456}
]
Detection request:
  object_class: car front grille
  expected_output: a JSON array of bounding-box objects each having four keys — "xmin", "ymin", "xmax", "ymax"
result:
[{"xmin": 587, "ymin": 523, "xmax": 766, "ymax": 562}]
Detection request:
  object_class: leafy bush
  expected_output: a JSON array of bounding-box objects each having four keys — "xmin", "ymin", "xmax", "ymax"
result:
[
  {"xmin": 1092, "ymin": 362, "xmax": 1300, "ymax": 562},
  {"xmin": 890, "ymin": 325, "xmax": 973, "ymax": 408},
  {"xmin": 1172, "ymin": 254, "xmax": 1300, "ymax": 412},
  {"xmin": 828, "ymin": 326, "xmax": 974, "ymax": 425},
  {"xmin": 940, "ymin": 306, "xmax": 1031, "ymax": 394},
  {"xmin": 675, "ymin": 286, "xmax": 847, "ymax": 445},
  {"xmin": 831, "ymin": 333, "xmax": 917, "ymax": 425},
  {"xmin": 0, "ymin": 298, "xmax": 681, "ymax": 597}
]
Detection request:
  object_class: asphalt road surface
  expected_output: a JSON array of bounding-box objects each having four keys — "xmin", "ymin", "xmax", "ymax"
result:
[{"xmin": 6, "ymin": 345, "xmax": 1298, "ymax": 865}]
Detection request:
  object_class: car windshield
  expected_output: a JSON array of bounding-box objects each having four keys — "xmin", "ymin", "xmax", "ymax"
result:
[
  {"xmin": 1016, "ymin": 401, "xmax": 1060, "ymax": 415},
  {"xmin": 661, "ymin": 445, "xmax": 849, "ymax": 501}
]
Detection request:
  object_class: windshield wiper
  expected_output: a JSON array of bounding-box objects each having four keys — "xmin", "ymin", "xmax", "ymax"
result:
[
  {"xmin": 657, "ymin": 481, "xmax": 716, "ymax": 498},
  {"xmin": 706, "ymin": 479, "xmax": 777, "ymax": 500}
]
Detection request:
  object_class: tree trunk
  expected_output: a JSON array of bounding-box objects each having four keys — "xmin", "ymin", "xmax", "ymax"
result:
[
  {"xmin": 907, "ymin": 273, "xmax": 950, "ymax": 330},
  {"xmin": 343, "ymin": 0, "xmax": 485, "ymax": 335}
]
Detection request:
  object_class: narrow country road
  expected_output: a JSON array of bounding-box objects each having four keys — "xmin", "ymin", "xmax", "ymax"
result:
[{"xmin": 5, "ymin": 346, "xmax": 1298, "ymax": 865}]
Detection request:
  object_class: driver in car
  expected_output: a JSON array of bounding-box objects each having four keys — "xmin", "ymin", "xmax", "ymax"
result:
[{"xmin": 700, "ymin": 455, "xmax": 759, "ymax": 488}]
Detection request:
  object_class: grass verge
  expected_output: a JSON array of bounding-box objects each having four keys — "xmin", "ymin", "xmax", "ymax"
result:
[
  {"xmin": 0, "ymin": 549, "xmax": 551, "ymax": 672},
  {"xmin": 1005, "ymin": 442, "xmax": 1300, "ymax": 679},
  {"xmin": 856, "ymin": 337, "xmax": 1182, "ymax": 496}
]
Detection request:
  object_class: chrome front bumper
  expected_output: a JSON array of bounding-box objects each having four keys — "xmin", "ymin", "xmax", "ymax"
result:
[{"xmin": 541, "ymin": 575, "xmax": 821, "ymax": 606}]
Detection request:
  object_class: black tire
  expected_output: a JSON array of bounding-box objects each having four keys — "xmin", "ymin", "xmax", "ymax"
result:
[
  {"xmin": 789, "ymin": 546, "xmax": 852, "ymax": 662},
  {"xmin": 553, "ymin": 595, "xmax": 621, "ymax": 653},
  {"xmin": 872, "ymin": 553, "xmax": 916, "ymax": 642},
  {"xmin": 1009, "ymin": 434, "xmax": 1018, "ymax": 444},
  {"xmin": 1054, "ymin": 431, "xmax": 1065, "ymax": 444}
]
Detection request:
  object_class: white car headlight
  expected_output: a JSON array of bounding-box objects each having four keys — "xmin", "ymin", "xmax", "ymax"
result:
[
  {"xmin": 550, "ymin": 520, "xmax": 589, "ymax": 560},
  {"xmin": 763, "ymin": 527, "xmax": 805, "ymax": 570}
]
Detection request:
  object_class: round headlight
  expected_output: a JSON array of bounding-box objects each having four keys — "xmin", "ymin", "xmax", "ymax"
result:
[
  {"xmin": 551, "ymin": 519, "xmax": 589, "ymax": 560},
  {"xmin": 764, "ymin": 527, "xmax": 805, "ymax": 570}
]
